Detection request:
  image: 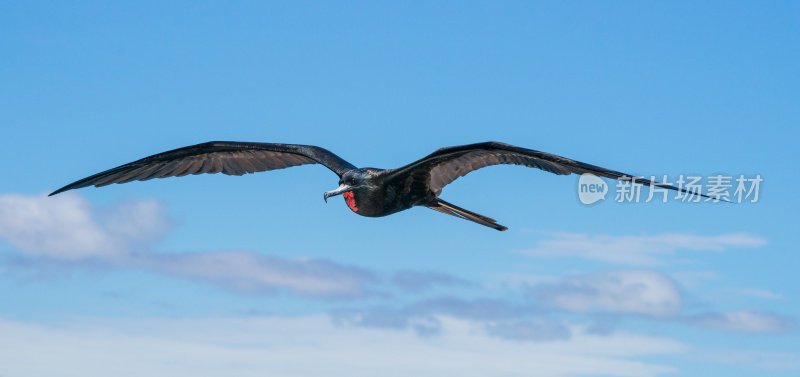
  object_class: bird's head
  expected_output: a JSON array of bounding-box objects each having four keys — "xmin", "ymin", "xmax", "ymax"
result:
[{"xmin": 323, "ymin": 169, "xmax": 372, "ymax": 212}]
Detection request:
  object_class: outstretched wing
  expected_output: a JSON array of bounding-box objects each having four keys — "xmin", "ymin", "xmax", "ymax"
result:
[
  {"xmin": 385, "ymin": 141, "xmax": 709, "ymax": 198},
  {"xmin": 50, "ymin": 141, "xmax": 356, "ymax": 196}
]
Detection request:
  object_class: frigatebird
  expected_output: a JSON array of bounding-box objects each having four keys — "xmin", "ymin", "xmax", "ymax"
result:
[{"xmin": 50, "ymin": 141, "xmax": 700, "ymax": 231}]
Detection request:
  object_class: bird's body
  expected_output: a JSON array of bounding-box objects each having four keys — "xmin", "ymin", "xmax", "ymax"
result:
[
  {"xmin": 334, "ymin": 168, "xmax": 430, "ymax": 218},
  {"xmin": 51, "ymin": 141, "xmax": 710, "ymax": 231}
]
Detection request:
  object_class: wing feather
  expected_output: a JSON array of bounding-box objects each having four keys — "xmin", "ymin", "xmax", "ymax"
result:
[
  {"xmin": 50, "ymin": 141, "xmax": 356, "ymax": 196},
  {"xmin": 386, "ymin": 142, "xmax": 708, "ymax": 198}
]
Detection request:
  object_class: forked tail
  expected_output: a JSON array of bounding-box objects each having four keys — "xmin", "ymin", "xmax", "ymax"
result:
[{"xmin": 427, "ymin": 198, "xmax": 508, "ymax": 231}]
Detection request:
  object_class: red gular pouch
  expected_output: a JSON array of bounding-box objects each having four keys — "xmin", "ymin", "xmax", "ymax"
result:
[{"xmin": 342, "ymin": 191, "xmax": 358, "ymax": 212}]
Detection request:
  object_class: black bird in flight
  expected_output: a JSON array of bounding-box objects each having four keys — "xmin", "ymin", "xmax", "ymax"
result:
[{"xmin": 50, "ymin": 141, "xmax": 702, "ymax": 231}]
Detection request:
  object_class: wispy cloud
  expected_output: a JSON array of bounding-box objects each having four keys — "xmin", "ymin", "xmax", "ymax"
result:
[
  {"xmin": 520, "ymin": 232, "xmax": 767, "ymax": 265},
  {"xmin": 694, "ymin": 349, "xmax": 800, "ymax": 370},
  {"xmin": 0, "ymin": 193, "xmax": 373, "ymax": 297},
  {"xmin": 486, "ymin": 319, "xmax": 571, "ymax": 342},
  {"xmin": 0, "ymin": 193, "xmax": 168, "ymax": 260},
  {"xmin": 729, "ymin": 288, "xmax": 784, "ymax": 300},
  {"xmin": 390, "ymin": 270, "xmax": 470, "ymax": 292},
  {"xmin": 139, "ymin": 251, "xmax": 374, "ymax": 297},
  {"xmin": 0, "ymin": 315, "xmax": 686, "ymax": 377},
  {"xmin": 333, "ymin": 296, "xmax": 530, "ymax": 336},
  {"xmin": 531, "ymin": 270, "xmax": 682, "ymax": 317},
  {"xmin": 687, "ymin": 309, "xmax": 796, "ymax": 333}
]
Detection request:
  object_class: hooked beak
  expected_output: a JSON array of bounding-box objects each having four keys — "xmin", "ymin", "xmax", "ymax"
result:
[{"xmin": 324, "ymin": 184, "xmax": 351, "ymax": 203}]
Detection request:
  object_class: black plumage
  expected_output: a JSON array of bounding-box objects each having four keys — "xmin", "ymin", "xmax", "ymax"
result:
[{"xmin": 51, "ymin": 141, "xmax": 707, "ymax": 231}]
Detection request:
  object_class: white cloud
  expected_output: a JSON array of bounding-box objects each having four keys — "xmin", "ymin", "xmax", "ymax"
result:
[
  {"xmin": 0, "ymin": 193, "xmax": 166, "ymax": 260},
  {"xmin": 390, "ymin": 270, "xmax": 469, "ymax": 292},
  {"xmin": 0, "ymin": 193, "xmax": 372, "ymax": 297},
  {"xmin": 0, "ymin": 315, "xmax": 685, "ymax": 377},
  {"xmin": 521, "ymin": 232, "xmax": 767, "ymax": 265},
  {"xmin": 140, "ymin": 251, "xmax": 374, "ymax": 297},
  {"xmin": 533, "ymin": 270, "xmax": 682, "ymax": 317},
  {"xmin": 99, "ymin": 198, "xmax": 171, "ymax": 245},
  {"xmin": 694, "ymin": 349, "xmax": 800, "ymax": 370},
  {"xmin": 668, "ymin": 270, "xmax": 720, "ymax": 288},
  {"xmin": 730, "ymin": 288, "xmax": 784, "ymax": 300},
  {"xmin": 486, "ymin": 319, "xmax": 571, "ymax": 342},
  {"xmin": 332, "ymin": 297, "xmax": 529, "ymax": 337},
  {"xmin": 687, "ymin": 309, "xmax": 796, "ymax": 333}
]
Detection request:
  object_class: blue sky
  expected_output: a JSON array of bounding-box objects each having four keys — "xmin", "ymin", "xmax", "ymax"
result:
[{"xmin": 1, "ymin": 1, "xmax": 798, "ymax": 376}]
